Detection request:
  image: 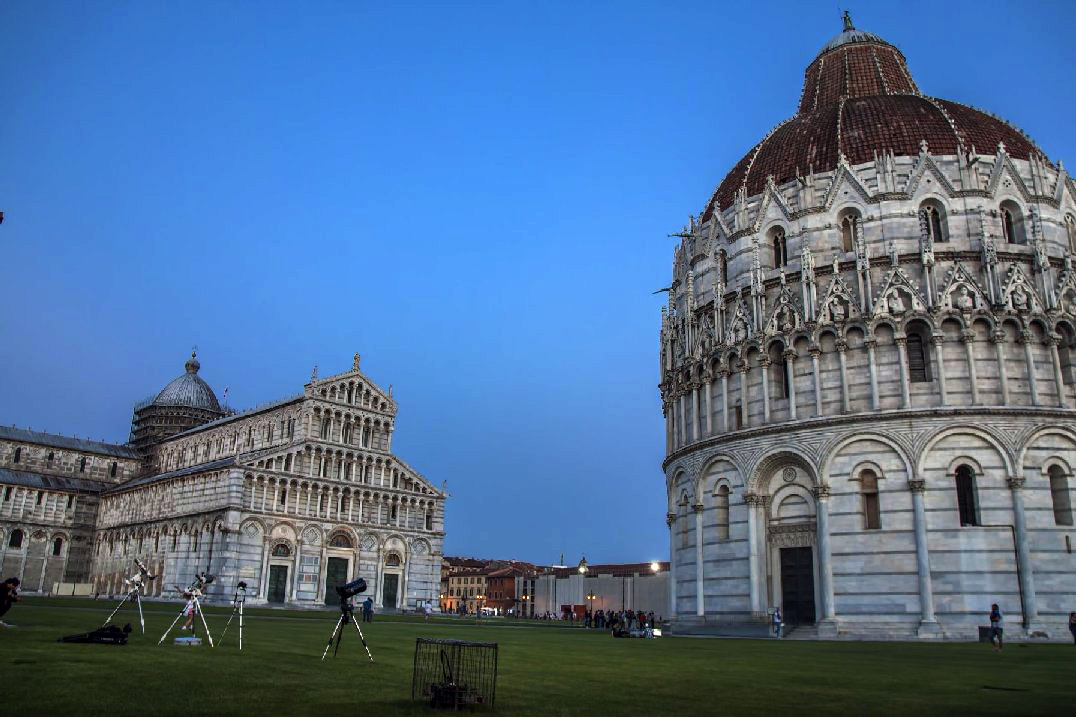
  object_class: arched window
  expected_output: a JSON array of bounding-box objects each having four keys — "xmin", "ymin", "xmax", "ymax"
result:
[
  {"xmin": 905, "ymin": 326, "xmax": 932, "ymax": 383},
  {"xmin": 329, "ymin": 534, "xmax": 352, "ymax": 549},
  {"xmin": 770, "ymin": 345, "xmax": 789, "ymax": 399},
  {"xmin": 13, "ymin": 447, "xmax": 21, "ymax": 463},
  {"xmin": 1000, "ymin": 201, "xmax": 1025, "ymax": 244},
  {"xmin": 840, "ymin": 210, "xmax": 861, "ymax": 252},
  {"xmin": 52, "ymin": 537, "xmax": 63, "ymax": 556},
  {"xmin": 385, "ymin": 553, "xmax": 401, "ymax": 567},
  {"xmin": 715, "ymin": 485, "xmax": 730, "ymax": 540},
  {"xmin": 425, "ymin": 513, "xmax": 433, "ymax": 530},
  {"xmin": 1048, "ymin": 465, "xmax": 1073, "ymax": 526},
  {"xmin": 287, "ymin": 418, "xmax": 295, "ymax": 438},
  {"xmin": 8, "ymin": 529, "xmax": 23, "ymax": 548},
  {"xmin": 272, "ymin": 543, "xmax": 291, "ymax": 557},
  {"xmin": 47, "ymin": 452, "xmax": 54, "ymax": 466},
  {"xmin": 36, "ymin": 491, "xmax": 43, "ymax": 505},
  {"xmin": 861, "ymin": 470, "xmax": 881, "ymax": 529},
  {"xmin": 955, "ymin": 464, "xmax": 979, "ymax": 526},
  {"xmin": 320, "ymin": 417, "xmax": 330, "ymax": 439},
  {"xmin": 771, "ymin": 228, "xmax": 788, "ymax": 268},
  {"xmin": 733, "ymin": 401, "xmax": 743, "ymax": 430},
  {"xmin": 1059, "ymin": 325, "xmax": 1076, "ymax": 386},
  {"xmin": 719, "ymin": 250, "xmax": 729, "ymax": 285},
  {"xmin": 279, "ymin": 487, "xmax": 287, "ymax": 505},
  {"xmin": 79, "ymin": 457, "xmax": 87, "ymax": 473},
  {"xmin": 920, "ymin": 201, "xmax": 947, "ymax": 243},
  {"xmin": 109, "ymin": 462, "xmax": 117, "ymax": 478},
  {"xmin": 342, "ymin": 424, "xmax": 351, "ymax": 443}
]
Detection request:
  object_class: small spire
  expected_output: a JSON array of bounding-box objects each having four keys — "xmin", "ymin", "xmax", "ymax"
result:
[{"xmin": 842, "ymin": 10, "xmax": 855, "ymax": 32}]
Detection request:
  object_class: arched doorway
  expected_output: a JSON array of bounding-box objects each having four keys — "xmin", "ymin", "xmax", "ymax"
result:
[{"xmin": 750, "ymin": 453, "xmax": 822, "ymax": 626}]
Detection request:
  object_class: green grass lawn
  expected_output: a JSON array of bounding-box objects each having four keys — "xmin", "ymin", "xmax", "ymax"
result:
[{"xmin": 1, "ymin": 597, "xmax": 1072, "ymax": 716}]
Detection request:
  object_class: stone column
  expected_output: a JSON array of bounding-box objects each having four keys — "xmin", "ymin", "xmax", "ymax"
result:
[
  {"xmin": 962, "ymin": 330, "xmax": 980, "ymax": 404},
  {"xmin": 691, "ymin": 384, "xmax": 700, "ymax": 443},
  {"xmin": 665, "ymin": 402, "xmax": 674, "ymax": 453},
  {"xmin": 1007, "ymin": 476, "xmax": 1040, "ymax": 629},
  {"xmin": 744, "ymin": 493, "xmax": 762, "ymax": 615},
  {"xmin": 865, "ymin": 339, "xmax": 880, "ymax": 411},
  {"xmin": 784, "ymin": 349, "xmax": 798, "ymax": 420},
  {"xmin": 896, "ymin": 337, "xmax": 912, "ymax": 408},
  {"xmin": 289, "ymin": 541, "xmax": 301, "ymax": 602},
  {"xmin": 740, "ymin": 368, "xmax": 750, "ymax": 428},
  {"xmin": 694, "ymin": 503, "xmax": 705, "ymax": 617},
  {"xmin": 836, "ymin": 339, "xmax": 851, "ymax": 413},
  {"xmin": 1047, "ymin": 334, "xmax": 1068, "ymax": 408},
  {"xmin": 814, "ymin": 485, "xmax": 837, "ymax": 635},
  {"xmin": 760, "ymin": 357, "xmax": 772, "ymax": 423},
  {"xmin": 908, "ymin": 478, "xmax": 940, "ymax": 636},
  {"xmin": 720, "ymin": 370, "xmax": 730, "ymax": 432},
  {"xmin": 810, "ymin": 346, "xmax": 823, "ymax": 416},
  {"xmin": 678, "ymin": 393, "xmax": 687, "ymax": 448},
  {"xmin": 992, "ymin": 329, "xmax": 1010, "ymax": 405},
  {"xmin": 1021, "ymin": 330, "xmax": 1041, "ymax": 406},
  {"xmin": 666, "ymin": 512, "xmax": 677, "ymax": 617},
  {"xmin": 931, "ymin": 336, "xmax": 948, "ymax": 406},
  {"xmin": 704, "ymin": 374, "xmax": 714, "ymax": 436},
  {"xmin": 259, "ymin": 539, "xmax": 271, "ymax": 600}
]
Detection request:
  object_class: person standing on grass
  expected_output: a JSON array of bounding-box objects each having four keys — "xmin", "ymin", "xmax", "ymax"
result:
[
  {"xmin": 1068, "ymin": 611, "xmax": 1076, "ymax": 645},
  {"xmin": 0, "ymin": 577, "xmax": 20, "ymax": 627},
  {"xmin": 362, "ymin": 596, "xmax": 374, "ymax": 623},
  {"xmin": 988, "ymin": 603, "xmax": 1003, "ymax": 651},
  {"xmin": 772, "ymin": 606, "xmax": 783, "ymax": 638}
]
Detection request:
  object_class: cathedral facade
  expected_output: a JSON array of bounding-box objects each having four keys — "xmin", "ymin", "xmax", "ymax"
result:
[
  {"xmin": 661, "ymin": 16, "xmax": 1076, "ymax": 639},
  {"xmin": 0, "ymin": 353, "xmax": 445, "ymax": 609}
]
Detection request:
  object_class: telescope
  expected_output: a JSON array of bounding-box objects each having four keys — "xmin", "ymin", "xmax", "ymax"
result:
[
  {"xmin": 323, "ymin": 577, "xmax": 373, "ymax": 661},
  {"xmin": 336, "ymin": 578, "xmax": 367, "ymax": 600}
]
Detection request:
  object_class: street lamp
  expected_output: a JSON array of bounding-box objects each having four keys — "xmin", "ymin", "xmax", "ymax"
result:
[{"xmin": 650, "ymin": 561, "xmax": 660, "ymax": 573}]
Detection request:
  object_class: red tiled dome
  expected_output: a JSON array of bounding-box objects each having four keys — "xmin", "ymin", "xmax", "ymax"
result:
[{"xmin": 702, "ymin": 20, "xmax": 1042, "ymax": 222}]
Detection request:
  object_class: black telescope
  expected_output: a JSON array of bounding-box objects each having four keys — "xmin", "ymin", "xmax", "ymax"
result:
[{"xmin": 336, "ymin": 578, "xmax": 367, "ymax": 599}]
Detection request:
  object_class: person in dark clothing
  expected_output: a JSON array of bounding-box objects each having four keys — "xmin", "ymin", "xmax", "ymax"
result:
[
  {"xmin": 0, "ymin": 577, "xmax": 20, "ymax": 627},
  {"xmin": 362, "ymin": 596, "xmax": 374, "ymax": 623},
  {"xmin": 988, "ymin": 604, "xmax": 1003, "ymax": 651},
  {"xmin": 1068, "ymin": 611, "xmax": 1076, "ymax": 645}
]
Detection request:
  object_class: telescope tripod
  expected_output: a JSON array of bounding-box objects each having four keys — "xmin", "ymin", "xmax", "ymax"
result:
[
  {"xmin": 103, "ymin": 585, "xmax": 148, "ymax": 634},
  {"xmin": 219, "ymin": 586, "xmax": 247, "ymax": 649},
  {"xmin": 159, "ymin": 593, "xmax": 214, "ymax": 647},
  {"xmin": 321, "ymin": 602, "xmax": 374, "ymax": 662}
]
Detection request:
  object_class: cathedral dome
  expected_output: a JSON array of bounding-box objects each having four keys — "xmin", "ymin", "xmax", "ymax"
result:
[
  {"xmin": 702, "ymin": 14, "xmax": 1043, "ymax": 220},
  {"xmin": 152, "ymin": 352, "xmax": 222, "ymax": 412}
]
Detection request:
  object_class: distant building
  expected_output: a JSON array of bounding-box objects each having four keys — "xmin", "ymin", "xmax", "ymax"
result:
[
  {"xmin": 0, "ymin": 352, "xmax": 446, "ymax": 610},
  {"xmin": 530, "ymin": 561, "xmax": 670, "ymax": 619}
]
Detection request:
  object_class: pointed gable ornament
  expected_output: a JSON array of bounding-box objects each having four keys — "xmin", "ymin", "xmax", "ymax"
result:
[
  {"xmin": 765, "ymin": 279, "xmax": 803, "ymax": 334},
  {"xmin": 818, "ymin": 271, "xmax": 861, "ymax": 324},
  {"xmin": 937, "ymin": 263, "xmax": 988, "ymax": 314},
  {"xmin": 873, "ymin": 265, "xmax": 928, "ymax": 317},
  {"xmin": 1001, "ymin": 264, "xmax": 1045, "ymax": 314}
]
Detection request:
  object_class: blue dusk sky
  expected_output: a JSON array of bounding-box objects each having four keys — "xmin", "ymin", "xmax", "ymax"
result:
[{"xmin": 2, "ymin": 1, "xmax": 1074, "ymax": 565}]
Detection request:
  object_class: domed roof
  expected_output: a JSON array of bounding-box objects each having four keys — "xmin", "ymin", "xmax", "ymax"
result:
[
  {"xmin": 702, "ymin": 15, "xmax": 1044, "ymax": 220},
  {"xmin": 153, "ymin": 352, "xmax": 223, "ymax": 413}
]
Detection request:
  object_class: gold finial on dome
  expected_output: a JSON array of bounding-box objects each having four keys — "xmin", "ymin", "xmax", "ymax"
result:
[{"xmin": 842, "ymin": 10, "xmax": 855, "ymax": 32}]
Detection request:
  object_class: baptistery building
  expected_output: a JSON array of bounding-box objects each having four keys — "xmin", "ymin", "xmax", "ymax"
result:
[
  {"xmin": 0, "ymin": 353, "xmax": 445, "ymax": 610},
  {"xmin": 660, "ymin": 16, "xmax": 1076, "ymax": 639}
]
